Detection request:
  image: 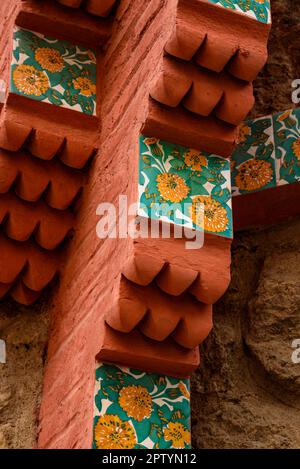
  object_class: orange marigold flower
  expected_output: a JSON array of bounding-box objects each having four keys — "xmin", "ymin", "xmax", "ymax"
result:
[
  {"xmin": 13, "ymin": 64, "xmax": 49, "ymax": 96},
  {"xmin": 292, "ymin": 138, "xmax": 300, "ymax": 161},
  {"xmin": 94, "ymin": 415, "xmax": 136, "ymax": 449},
  {"xmin": 237, "ymin": 124, "xmax": 251, "ymax": 144},
  {"xmin": 73, "ymin": 76, "xmax": 96, "ymax": 96},
  {"xmin": 118, "ymin": 385, "xmax": 152, "ymax": 421},
  {"xmin": 35, "ymin": 48, "xmax": 64, "ymax": 73},
  {"xmin": 163, "ymin": 422, "xmax": 191, "ymax": 449},
  {"xmin": 190, "ymin": 195, "xmax": 228, "ymax": 233},
  {"xmin": 184, "ymin": 149, "xmax": 208, "ymax": 171},
  {"xmin": 235, "ymin": 158, "xmax": 273, "ymax": 191},
  {"xmin": 156, "ymin": 173, "xmax": 189, "ymax": 203}
]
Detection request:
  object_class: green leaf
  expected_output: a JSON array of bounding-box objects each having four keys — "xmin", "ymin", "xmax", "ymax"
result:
[
  {"xmin": 64, "ymin": 89, "xmax": 79, "ymax": 107},
  {"xmin": 47, "ymin": 89, "xmax": 63, "ymax": 106},
  {"xmin": 142, "ymin": 155, "xmax": 151, "ymax": 165},
  {"xmin": 169, "ymin": 158, "xmax": 186, "ymax": 170},
  {"xmin": 211, "ymin": 186, "xmax": 231, "ymax": 204},
  {"xmin": 256, "ymin": 143, "xmax": 274, "ymax": 160}
]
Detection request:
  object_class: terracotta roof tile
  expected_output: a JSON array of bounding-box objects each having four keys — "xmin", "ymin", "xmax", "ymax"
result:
[
  {"xmin": 150, "ymin": 56, "xmax": 254, "ymax": 126},
  {"xmin": 0, "ymin": 233, "xmax": 61, "ymax": 303},
  {"xmin": 0, "ymin": 148, "xmax": 85, "ymax": 210},
  {"xmin": 9, "ymin": 280, "xmax": 43, "ymax": 305},
  {"xmin": 122, "ymin": 235, "xmax": 231, "ymax": 305},
  {"xmin": 54, "ymin": 0, "xmax": 116, "ymax": 17},
  {"xmin": 165, "ymin": 0, "xmax": 270, "ymax": 82},
  {"xmin": 0, "ymin": 193, "xmax": 74, "ymax": 249},
  {"xmin": 105, "ymin": 277, "xmax": 212, "ymax": 349},
  {"xmin": 105, "ymin": 276, "xmax": 213, "ymax": 350},
  {"xmin": 0, "ymin": 117, "xmax": 97, "ymax": 170}
]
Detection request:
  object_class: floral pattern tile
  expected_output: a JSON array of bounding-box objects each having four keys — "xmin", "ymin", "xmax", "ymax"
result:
[
  {"xmin": 138, "ymin": 136, "xmax": 233, "ymax": 239},
  {"xmin": 273, "ymin": 108, "xmax": 300, "ymax": 186},
  {"xmin": 207, "ymin": 0, "xmax": 271, "ymax": 24},
  {"xmin": 232, "ymin": 109, "xmax": 300, "ymax": 195},
  {"xmin": 231, "ymin": 116, "xmax": 276, "ymax": 196},
  {"xmin": 11, "ymin": 27, "xmax": 97, "ymax": 115},
  {"xmin": 93, "ymin": 362, "xmax": 191, "ymax": 449}
]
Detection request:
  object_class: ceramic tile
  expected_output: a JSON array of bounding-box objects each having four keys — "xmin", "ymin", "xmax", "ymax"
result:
[
  {"xmin": 93, "ymin": 362, "xmax": 191, "ymax": 449},
  {"xmin": 207, "ymin": 0, "xmax": 271, "ymax": 24},
  {"xmin": 231, "ymin": 116, "xmax": 276, "ymax": 196},
  {"xmin": 138, "ymin": 136, "xmax": 233, "ymax": 239},
  {"xmin": 11, "ymin": 27, "xmax": 97, "ymax": 115},
  {"xmin": 273, "ymin": 108, "xmax": 300, "ymax": 186}
]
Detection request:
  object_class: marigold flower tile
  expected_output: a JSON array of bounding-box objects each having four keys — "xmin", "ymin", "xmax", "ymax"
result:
[
  {"xmin": 273, "ymin": 108, "xmax": 300, "ymax": 186},
  {"xmin": 10, "ymin": 27, "xmax": 97, "ymax": 115},
  {"xmin": 231, "ymin": 116, "xmax": 276, "ymax": 196},
  {"xmin": 93, "ymin": 362, "xmax": 191, "ymax": 450},
  {"xmin": 232, "ymin": 109, "xmax": 300, "ymax": 195},
  {"xmin": 138, "ymin": 136, "xmax": 233, "ymax": 239}
]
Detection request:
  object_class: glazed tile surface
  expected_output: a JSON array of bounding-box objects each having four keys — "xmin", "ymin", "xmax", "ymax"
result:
[
  {"xmin": 207, "ymin": 0, "xmax": 271, "ymax": 24},
  {"xmin": 138, "ymin": 136, "xmax": 233, "ymax": 239},
  {"xmin": 232, "ymin": 109, "xmax": 300, "ymax": 195},
  {"xmin": 273, "ymin": 108, "xmax": 300, "ymax": 186},
  {"xmin": 11, "ymin": 27, "xmax": 97, "ymax": 115},
  {"xmin": 231, "ymin": 116, "xmax": 276, "ymax": 196},
  {"xmin": 93, "ymin": 363, "xmax": 191, "ymax": 449}
]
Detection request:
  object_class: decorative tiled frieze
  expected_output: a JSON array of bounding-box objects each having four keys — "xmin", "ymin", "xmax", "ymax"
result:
[
  {"xmin": 207, "ymin": 0, "xmax": 271, "ymax": 24},
  {"xmin": 232, "ymin": 108, "xmax": 300, "ymax": 195},
  {"xmin": 11, "ymin": 27, "xmax": 97, "ymax": 115},
  {"xmin": 138, "ymin": 136, "xmax": 233, "ymax": 239},
  {"xmin": 93, "ymin": 363, "xmax": 191, "ymax": 449}
]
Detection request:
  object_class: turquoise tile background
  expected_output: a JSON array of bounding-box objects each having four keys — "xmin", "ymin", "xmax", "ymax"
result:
[
  {"xmin": 11, "ymin": 27, "xmax": 97, "ymax": 115},
  {"xmin": 93, "ymin": 363, "xmax": 191, "ymax": 449}
]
